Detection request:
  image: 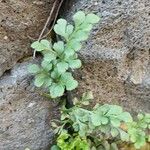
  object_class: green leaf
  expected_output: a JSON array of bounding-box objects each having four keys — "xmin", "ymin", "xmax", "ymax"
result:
[
  {"xmin": 137, "ymin": 114, "xmax": 144, "ymax": 120},
  {"xmin": 119, "ymin": 129, "xmax": 129, "ymax": 141},
  {"xmin": 31, "ymin": 40, "xmax": 51, "ymax": 51},
  {"xmin": 101, "ymin": 116, "xmax": 109, "ymax": 125},
  {"xmin": 54, "ymin": 19, "xmax": 67, "ymax": 38},
  {"xmin": 31, "ymin": 41, "xmax": 43, "ymax": 51},
  {"xmin": 50, "ymin": 83, "xmax": 65, "ymax": 98},
  {"xmin": 61, "ymin": 72, "xmax": 73, "ymax": 83},
  {"xmin": 68, "ymin": 40, "xmax": 82, "ymax": 51},
  {"xmin": 51, "ymin": 145, "xmax": 60, "ymax": 150},
  {"xmin": 74, "ymin": 31, "xmax": 88, "ymax": 41},
  {"xmin": 73, "ymin": 97, "xmax": 79, "ymax": 105},
  {"xmin": 118, "ymin": 112, "xmax": 133, "ymax": 123},
  {"xmin": 134, "ymin": 136, "xmax": 146, "ymax": 149},
  {"xmin": 110, "ymin": 118, "xmax": 121, "ymax": 127},
  {"xmin": 60, "ymin": 72, "xmax": 78, "ymax": 90},
  {"xmin": 66, "ymin": 25, "xmax": 74, "ymax": 36},
  {"xmin": 65, "ymin": 79, "xmax": 78, "ymax": 91},
  {"xmin": 41, "ymin": 60, "xmax": 52, "ymax": 71},
  {"xmin": 53, "ymin": 41, "xmax": 64, "ymax": 54},
  {"xmin": 28, "ymin": 64, "xmax": 40, "ymax": 74},
  {"xmin": 64, "ymin": 48, "xmax": 75, "ymax": 57},
  {"xmin": 100, "ymin": 125, "xmax": 111, "ymax": 133},
  {"xmin": 34, "ymin": 73, "xmax": 46, "ymax": 87},
  {"xmin": 148, "ymin": 135, "xmax": 150, "ymax": 142},
  {"xmin": 57, "ymin": 62, "xmax": 69, "ymax": 73},
  {"xmin": 91, "ymin": 113, "xmax": 101, "ymax": 126},
  {"xmin": 40, "ymin": 39, "xmax": 51, "ymax": 49},
  {"xmin": 110, "ymin": 143, "xmax": 118, "ymax": 150},
  {"xmin": 73, "ymin": 11, "xmax": 85, "ymax": 26},
  {"xmin": 43, "ymin": 52, "xmax": 56, "ymax": 62},
  {"xmin": 81, "ymin": 101, "xmax": 90, "ymax": 106},
  {"xmin": 111, "ymin": 128, "xmax": 119, "ymax": 137},
  {"xmin": 51, "ymin": 69, "xmax": 61, "ymax": 79},
  {"xmin": 51, "ymin": 122, "xmax": 58, "ymax": 128},
  {"xmin": 44, "ymin": 78, "xmax": 52, "ymax": 87},
  {"xmin": 82, "ymin": 91, "xmax": 94, "ymax": 101},
  {"xmin": 68, "ymin": 59, "xmax": 82, "ymax": 69},
  {"xmin": 81, "ymin": 23, "xmax": 93, "ymax": 32},
  {"xmin": 85, "ymin": 13, "xmax": 100, "ymax": 24},
  {"xmin": 107, "ymin": 105, "xmax": 123, "ymax": 115}
]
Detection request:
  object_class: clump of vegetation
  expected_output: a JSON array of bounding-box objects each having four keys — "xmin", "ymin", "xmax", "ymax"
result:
[
  {"xmin": 51, "ymin": 92, "xmax": 150, "ymax": 150},
  {"xmin": 28, "ymin": 11, "xmax": 150, "ymax": 150},
  {"xmin": 127, "ymin": 113, "xmax": 150, "ymax": 149},
  {"xmin": 28, "ymin": 11, "xmax": 99, "ymax": 98}
]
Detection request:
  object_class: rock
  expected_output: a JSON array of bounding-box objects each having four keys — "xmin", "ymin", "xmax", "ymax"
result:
[
  {"xmin": 63, "ymin": 0, "xmax": 150, "ymax": 113},
  {"xmin": 0, "ymin": 59, "xmax": 59, "ymax": 150},
  {"xmin": 0, "ymin": 0, "xmax": 56, "ymax": 77}
]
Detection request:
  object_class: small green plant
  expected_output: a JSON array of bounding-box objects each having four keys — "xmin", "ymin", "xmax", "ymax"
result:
[
  {"xmin": 51, "ymin": 92, "xmax": 150, "ymax": 150},
  {"xmin": 127, "ymin": 113, "xmax": 150, "ymax": 149},
  {"xmin": 28, "ymin": 10, "xmax": 149, "ymax": 150},
  {"xmin": 28, "ymin": 11, "xmax": 100, "ymax": 98}
]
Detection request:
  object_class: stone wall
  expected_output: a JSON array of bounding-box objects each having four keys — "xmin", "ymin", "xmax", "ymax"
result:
[
  {"xmin": 0, "ymin": 0, "xmax": 149, "ymax": 149},
  {"xmin": 0, "ymin": 1, "xmax": 58, "ymax": 149},
  {"xmin": 63, "ymin": 0, "xmax": 150, "ymax": 113}
]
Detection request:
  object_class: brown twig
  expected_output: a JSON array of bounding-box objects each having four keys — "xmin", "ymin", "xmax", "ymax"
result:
[
  {"xmin": 33, "ymin": 0, "xmax": 58, "ymax": 58},
  {"xmin": 41, "ymin": 0, "xmax": 64, "ymax": 39}
]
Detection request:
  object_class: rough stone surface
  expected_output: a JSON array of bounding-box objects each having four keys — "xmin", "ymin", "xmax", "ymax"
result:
[
  {"xmin": 0, "ymin": 60, "xmax": 59, "ymax": 150},
  {"xmin": 63, "ymin": 0, "xmax": 150, "ymax": 113},
  {"xmin": 0, "ymin": 0, "xmax": 55, "ymax": 77},
  {"xmin": 0, "ymin": 0, "xmax": 150, "ymax": 149}
]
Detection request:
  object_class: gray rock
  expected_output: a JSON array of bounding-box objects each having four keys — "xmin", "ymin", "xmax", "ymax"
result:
[
  {"xmin": 0, "ymin": 59, "xmax": 58, "ymax": 150},
  {"xmin": 63, "ymin": 0, "xmax": 150, "ymax": 113},
  {"xmin": 0, "ymin": 0, "xmax": 56, "ymax": 77}
]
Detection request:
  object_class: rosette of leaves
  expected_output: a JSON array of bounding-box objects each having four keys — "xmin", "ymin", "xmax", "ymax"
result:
[
  {"xmin": 28, "ymin": 11, "xmax": 100, "ymax": 98},
  {"xmin": 127, "ymin": 113, "xmax": 150, "ymax": 149}
]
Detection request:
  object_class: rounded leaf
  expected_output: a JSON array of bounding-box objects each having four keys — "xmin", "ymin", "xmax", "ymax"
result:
[
  {"xmin": 111, "ymin": 128, "xmax": 119, "ymax": 137},
  {"xmin": 110, "ymin": 118, "xmax": 121, "ymax": 127},
  {"xmin": 68, "ymin": 59, "xmax": 82, "ymax": 69},
  {"xmin": 65, "ymin": 79, "xmax": 78, "ymax": 91},
  {"xmin": 74, "ymin": 31, "xmax": 88, "ymax": 41},
  {"xmin": 41, "ymin": 60, "xmax": 52, "ymax": 71},
  {"xmin": 66, "ymin": 24, "xmax": 74, "ymax": 36},
  {"xmin": 53, "ymin": 41, "xmax": 64, "ymax": 54},
  {"xmin": 119, "ymin": 129, "xmax": 129, "ymax": 142},
  {"xmin": 86, "ymin": 13, "xmax": 100, "ymax": 24},
  {"xmin": 54, "ymin": 19, "xmax": 67, "ymax": 38},
  {"xmin": 91, "ymin": 113, "xmax": 101, "ymax": 126},
  {"xmin": 57, "ymin": 62, "xmax": 69, "ymax": 73},
  {"xmin": 31, "ymin": 41, "xmax": 43, "ymax": 51},
  {"xmin": 73, "ymin": 11, "xmax": 85, "ymax": 26},
  {"xmin": 68, "ymin": 40, "xmax": 82, "ymax": 52},
  {"xmin": 34, "ymin": 73, "xmax": 46, "ymax": 87},
  {"xmin": 40, "ymin": 39, "xmax": 51, "ymax": 49},
  {"xmin": 61, "ymin": 72, "xmax": 73, "ymax": 83},
  {"xmin": 44, "ymin": 78, "xmax": 52, "ymax": 87},
  {"xmin": 64, "ymin": 48, "xmax": 75, "ymax": 57},
  {"xmin": 43, "ymin": 52, "xmax": 56, "ymax": 62},
  {"xmin": 51, "ymin": 145, "xmax": 60, "ymax": 150},
  {"xmin": 28, "ymin": 64, "xmax": 40, "ymax": 74},
  {"xmin": 50, "ymin": 83, "xmax": 65, "ymax": 98}
]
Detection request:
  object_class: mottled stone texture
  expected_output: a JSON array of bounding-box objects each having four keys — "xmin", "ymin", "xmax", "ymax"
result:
[
  {"xmin": 0, "ymin": 60, "xmax": 58, "ymax": 150},
  {"xmin": 0, "ymin": 0, "xmax": 55, "ymax": 77},
  {"xmin": 0, "ymin": 1, "xmax": 58, "ymax": 149},
  {"xmin": 63, "ymin": 0, "xmax": 150, "ymax": 113}
]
